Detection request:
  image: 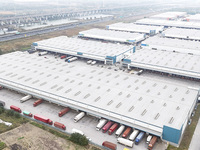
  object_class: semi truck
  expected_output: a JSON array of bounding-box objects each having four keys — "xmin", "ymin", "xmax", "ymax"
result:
[
  {"xmin": 122, "ymin": 127, "xmax": 132, "ymax": 138},
  {"xmin": 115, "ymin": 125, "xmax": 125, "ymax": 137},
  {"xmin": 58, "ymin": 107, "xmax": 70, "ymax": 117},
  {"xmin": 148, "ymin": 136, "xmax": 158, "ymax": 150},
  {"xmin": 102, "ymin": 121, "xmax": 113, "ymax": 133},
  {"xmin": 91, "ymin": 61, "xmax": 97, "ymax": 65},
  {"xmin": 10, "ymin": 105, "xmax": 21, "ymax": 113},
  {"xmin": 135, "ymin": 132, "xmax": 145, "ymax": 145},
  {"xmin": 96, "ymin": 119, "xmax": 107, "ymax": 131},
  {"xmin": 72, "ymin": 128, "xmax": 84, "ymax": 135},
  {"xmin": 38, "ymin": 51, "xmax": 48, "ymax": 56},
  {"xmin": 33, "ymin": 99, "xmax": 43, "ymax": 107},
  {"xmin": 68, "ymin": 57, "xmax": 78, "ymax": 63},
  {"xmin": 146, "ymin": 135, "xmax": 153, "ymax": 144},
  {"xmin": 117, "ymin": 137, "xmax": 134, "ymax": 147},
  {"xmin": 23, "ymin": 111, "xmax": 33, "ymax": 117},
  {"xmin": 74, "ymin": 112, "xmax": 85, "ymax": 122},
  {"xmin": 108, "ymin": 123, "xmax": 119, "ymax": 135},
  {"xmin": 65, "ymin": 56, "xmax": 73, "ymax": 62},
  {"xmin": 129, "ymin": 129, "xmax": 139, "ymax": 141},
  {"xmin": 34, "ymin": 114, "xmax": 53, "ymax": 125},
  {"xmin": 54, "ymin": 122, "xmax": 66, "ymax": 130},
  {"xmin": 102, "ymin": 141, "xmax": 117, "ymax": 150},
  {"xmin": 20, "ymin": 95, "xmax": 32, "ymax": 103},
  {"xmin": 60, "ymin": 55, "xmax": 67, "ymax": 59}
]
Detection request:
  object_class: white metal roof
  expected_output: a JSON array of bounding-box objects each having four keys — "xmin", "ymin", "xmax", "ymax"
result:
[
  {"xmin": 34, "ymin": 36, "xmax": 133, "ymax": 62},
  {"xmin": 74, "ymin": 14, "xmax": 113, "ymax": 20},
  {"xmin": 150, "ymin": 12, "xmax": 187, "ymax": 20},
  {"xmin": 135, "ymin": 18, "xmax": 200, "ymax": 29},
  {"xmin": 106, "ymin": 22, "xmax": 164, "ymax": 34},
  {"xmin": 78, "ymin": 28, "xmax": 145, "ymax": 43},
  {"xmin": 185, "ymin": 14, "xmax": 200, "ymax": 22},
  {"xmin": 141, "ymin": 36, "xmax": 200, "ymax": 56},
  {"xmin": 0, "ymin": 51, "xmax": 198, "ymax": 135},
  {"xmin": 124, "ymin": 48, "xmax": 200, "ymax": 79},
  {"xmin": 163, "ymin": 27, "xmax": 200, "ymax": 40}
]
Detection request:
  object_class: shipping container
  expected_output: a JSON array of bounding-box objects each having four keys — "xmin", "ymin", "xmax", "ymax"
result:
[
  {"xmin": 148, "ymin": 136, "xmax": 158, "ymax": 150},
  {"xmin": 54, "ymin": 122, "xmax": 66, "ymax": 130},
  {"xmin": 23, "ymin": 111, "xmax": 33, "ymax": 117},
  {"xmin": 68, "ymin": 57, "xmax": 78, "ymax": 63},
  {"xmin": 102, "ymin": 121, "xmax": 113, "ymax": 133},
  {"xmin": 74, "ymin": 112, "xmax": 85, "ymax": 122},
  {"xmin": 34, "ymin": 114, "xmax": 53, "ymax": 125},
  {"xmin": 108, "ymin": 123, "xmax": 119, "ymax": 135},
  {"xmin": 117, "ymin": 137, "xmax": 134, "ymax": 147},
  {"xmin": 58, "ymin": 107, "xmax": 70, "ymax": 117},
  {"xmin": 60, "ymin": 55, "xmax": 67, "ymax": 59},
  {"xmin": 38, "ymin": 51, "xmax": 48, "ymax": 56},
  {"xmin": 20, "ymin": 95, "xmax": 32, "ymax": 103},
  {"xmin": 10, "ymin": 105, "xmax": 21, "ymax": 113},
  {"xmin": 102, "ymin": 141, "xmax": 117, "ymax": 150},
  {"xmin": 122, "ymin": 127, "xmax": 132, "ymax": 138},
  {"xmin": 96, "ymin": 119, "xmax": 107, "ymax": 131},
  {"xmin": 33, "ymin": 99, "xmax": 43, "ymax": 107},
  {"xmin": 115, "ymin": 125, "xmax": 125, "ymax": 137},
  {"xmin": 146, "ymin": 135, "xmax": 153, "ymax": 144},
  {"xmin": 65, "ymin": 56, "xmax": 73, "ymax": 62},
  {"xmin": 0, "ymin": 100, "xmax": 5, "ymax": 107},
  {"xmin": 135, "ymin": 132, "xmax": 145, "ymax": 145},
  {"xmin": 72, "ymin": 128, "xmax": 84, "ymax": 135},
  {"xmin": 129, "ymin": 129, "xmax": 139, "ymax": 141}
]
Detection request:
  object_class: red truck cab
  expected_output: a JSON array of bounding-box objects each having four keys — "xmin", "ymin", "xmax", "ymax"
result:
[
  {"xmin": 34, "ymin": 114, "xmax": 53, "ymax": 125},
  {"xmin": 54, "ymin": 122, "xmax": 66, "ymax": 130},
  {"xmin": 10, "ymin": 105, "xmax": 21, "ymax": 113}
]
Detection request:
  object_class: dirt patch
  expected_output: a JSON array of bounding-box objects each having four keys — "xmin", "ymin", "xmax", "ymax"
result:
[{"xmin": 0, "ymin": 123, "xmax": 91, "ymax": 150}]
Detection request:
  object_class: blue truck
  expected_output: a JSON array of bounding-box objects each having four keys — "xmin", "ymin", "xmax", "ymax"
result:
[{"xmin": 135, "ymin": 131, "xmax": 145, "ymax": 145}]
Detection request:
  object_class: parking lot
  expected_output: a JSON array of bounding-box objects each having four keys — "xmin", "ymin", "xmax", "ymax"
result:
[{"xmin": 0, "ymin": 88, "xmax": 167, "ymax": 150}]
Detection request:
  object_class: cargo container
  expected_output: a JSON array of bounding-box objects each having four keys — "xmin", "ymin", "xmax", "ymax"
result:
[
  {"xmin": 54, "ymin": 122, "xmax": 66, "ymax": 130},
  {"xmin": 122, "ymin": 127, "xmax": 132, "ymax": 138},
  {"xmin": 58, "ymin": 107, "xmax": 70, "ymax": 117},
  {"xmin": 34, "ymin": 114, "xmax": 53, "ymax": 125},
  {"xmin": 20, "ymin": 95, "xmax": 32, "ymax": 103},
  {"xmin": 68, "ymin": 57, "xmax": 78, "ymax": 63},
  {"xmin": 33, "ymin": 99, "xmax": 43, "ymax": 107},
  {"xmin": 102, "ymin": 141, "xmax": 117, "ymax": 150},
  {"xmin": 108, "ymin": 123, "xmax": 119, "ymax": 135},
  {"xmin": 146, "ymin": 135, "xmax": 153, "ymax": 144},
  {"xmin": 129, "ymin": 129, "xmax": 139, "ymax": 141},
  {"xmin": 10, "ymin": 105, "xmax": 21, "ymax": 113},
  {"xmin": 74, "ymin": 112, "xmax": 85, "ymax": 122},
  {"xmin": 91, "ymin": 61, "xmax": 97, "ymax": 65},
  {"xmin": 0, "ymin": 100, "xmax": 5, "ymax": 107},
  {"xmin": 135, "ymin": 132, "xmax": 145, "ymax": 145},
  {"xmin": 115, "ymin": 125, "xmax": 125, "ymax": 137},
  {"xmin": 96, "ymin": 119, "xmax": 107, "ymax": 131},
  {"xmin": 38, "ymin": 51, "xmax": 48, "ymax": 56},
  {"xmin": 23, "ymin": 111, "xmax": 33, "ymax": 117},
  {"xmin": 87, "ymin": 60, "xmax": 92, "ymax": 64},
  {"xmin": 60, "ymin": 55, "xmax": 67, "ymax": 59},
  {"xmin": 148, "ymin": 136, "xmax": 158, "ymax": 150},
  {"xmin": 102, "ymin": 121, "xmax": 113, "ymax": 133},
  {"xmin": 117, "ymin": 137, "xmax": 134, "ymax": 147},
  {"xmin": 65, "ymin": 56, "xmax": 73, "ymax": 62},
  {"xmin": 72, "ymin": 128, "xmax": 84, "ymax": 135}
]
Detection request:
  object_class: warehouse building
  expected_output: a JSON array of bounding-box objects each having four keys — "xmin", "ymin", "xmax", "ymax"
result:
[
  {"xmin": 122, "ymin": 47, "xmax": 200, "ymax": 79},
  {"xmin": 33, "ymin": 36, "xmax": 134, "ymax": 64},
  {"xmin": 135, "ymin": 18, "xmax": 200, "ymax": 29},
  {"xmin": 106, "ymin": 22, "xmax": 164, "ymax": 35},
  {"xmin": 150, "ymin": 12, "xmax": 186, "ymax": 20},
  {"xmin": 141, "ymin": 36, "xmax": 200, "ymax": 56},
  {"xmin": 162, "ymin": 27, "xmax": 200, "ymax": 41},
  {"xmin": 184, "ymin": 14, "xmax": 200, "ymax": 22},
  {"xmin": 0, "ymin": 51, "xmax": 199, "ymax": 146},
  {"xmin": 78, "ymin": 28, "xmax": 146, "ymax": 44}
]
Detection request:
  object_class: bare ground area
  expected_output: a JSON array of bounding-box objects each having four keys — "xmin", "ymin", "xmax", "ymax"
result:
[{"xmin": 0, "ymin": 123, "xmax": 100, "ymax": 150}]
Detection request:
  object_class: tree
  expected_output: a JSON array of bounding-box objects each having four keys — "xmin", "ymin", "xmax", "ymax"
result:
[
  {"xmin": 69, "ymin": 133, "xmax": 88, "ymax": 146},
  {"xmin": 0, "ymin": 49, "xmax": 2, "ymax": 55}
]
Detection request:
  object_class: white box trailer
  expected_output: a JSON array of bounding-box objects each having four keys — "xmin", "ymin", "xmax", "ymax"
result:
[
  {"xmin": 96, "ymin": 119, "xmax": 107, "ymax": 131},
  {"xmin": 129, "ymin": 129, "xmax": 139, "ymax": 141},
  {"xmin": 117, "ymin": 137, "xmax": 134, "ymax": 147},
  {"xmin": 74, "ymin": 112, "xmax": 85, "ymax": 122},
  {"xmin": 115, "ymin": 125, "xmax": 125, "ymax": 137},
  {"xmin": 20, "ymin": 95, "xmax": 32, "ymax": 103},
  {"xmin": 38, "ymin": 51, "xmax": 48, "ymax": 56},
  {"xmin": 72, "ymin": 128, "xmax": 84, "ymax": 135},
  {"xmin": 68, "ymin": 57, "xmax": 78, "ymax": 63}
]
